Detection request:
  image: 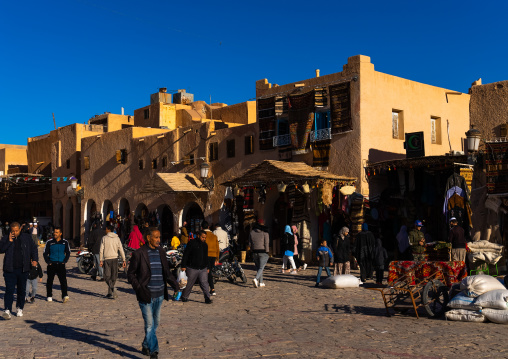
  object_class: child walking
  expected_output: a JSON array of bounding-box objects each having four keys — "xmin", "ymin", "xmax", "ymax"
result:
[
  {"xmin": 26, "ymin": 261, "xmax": 43, "ymax": 303},
  {"xmin": 315, "ymin": 240, "xmax": 333, "ymax": 287}
]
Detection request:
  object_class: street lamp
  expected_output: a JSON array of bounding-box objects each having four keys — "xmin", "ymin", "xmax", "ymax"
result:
[
  {"xmin": 465, "ymin": 125, "xmax": 481, "ymax": 164},
  {"xmin": 200, "ymin": 162, "xmax": 214, "ymax": 191},
  {"xmin": 68, "ymin": 176, "xmax": 84, "ymax": 203}
]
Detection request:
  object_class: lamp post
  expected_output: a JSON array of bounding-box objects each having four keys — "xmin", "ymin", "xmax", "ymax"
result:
[
  {"xmin": 69, "ymin": 177, "xmax": 84, "ymax": 203},
  {"xmin": 465, "ymin": 125, "xmax": 481, "ymax": 164},
  {"xmin": 200, "ymin": 162, "xmax": 214, "ymax": 191}
]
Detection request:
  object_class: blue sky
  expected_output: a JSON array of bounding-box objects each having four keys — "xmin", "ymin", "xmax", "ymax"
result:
[{"xmin": 1, "ymin": 0, "xmax": 507, "ymax": 145}]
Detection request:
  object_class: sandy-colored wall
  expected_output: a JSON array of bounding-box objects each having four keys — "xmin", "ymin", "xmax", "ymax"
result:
[
  {"xmin": 107, "ymin": 114, "xmax": 135, "ymax": 132},
  {"xmin": 0, "ymin": 147, "xmax": 28, "ymax": 174},
  {"xmin": 359, "ymin": 57, "xmax": 470, "ymax": 195},
  {"xmin": 469, "ymin": 80, "xmax": 508, "ymax": 141},
  {"xmin": 211, "ymin": 101, "xmax": 256, "ymax": 125}
]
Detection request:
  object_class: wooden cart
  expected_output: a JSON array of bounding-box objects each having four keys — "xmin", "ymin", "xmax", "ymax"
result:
[{"xmin": 367, "ymin": 262, "xmax": 450, "ymax": 319}]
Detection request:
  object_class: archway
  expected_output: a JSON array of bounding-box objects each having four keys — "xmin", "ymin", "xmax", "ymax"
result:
[
  {"xmin": 157, "ymin": 204, "xmax": 174, "ymax": 244},
  {"xmin": 65, "ymin": 200, "xmax": 74, "ymax": 242},
  {"xmin": 134, "ymin": 203, "xmax": 148, "ymax": 224},
  {"xmin": 102, "ymin": 200, "xmax": 114, "ymax": 224},
  {"xmin": 183, "ymin": 202, "xmax": 204, "ymax": 234},
  {"xmin": 54, "ymin": 200, "xmax": 63, "ymax": 227},
  {"xmin": 118, "ymin": 198, "xmax": 131, "ymax": 242}
]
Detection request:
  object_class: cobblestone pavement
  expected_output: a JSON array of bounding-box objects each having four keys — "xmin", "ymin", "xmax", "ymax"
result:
[{"xmin": 0, "ymin": 248, "xmax": 506, "ymax": 359}]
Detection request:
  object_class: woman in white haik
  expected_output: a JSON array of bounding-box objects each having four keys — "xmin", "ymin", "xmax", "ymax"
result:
[{"xmin": 281, "ymin": 225, "xmax": 297, "ymax": 274}]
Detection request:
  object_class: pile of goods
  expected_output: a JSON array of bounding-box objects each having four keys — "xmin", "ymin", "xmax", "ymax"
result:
[
  {"xmin": 467, "ymin": 240, "xmax": 504, "ymax": 269},
  {"xmin": 446, "ymin": 274, "xmax": 508, "ymax": 324},
  {"xmin": 321, "ymin": 275, "xmax": 362, "ymax": 289},
  {"xmin": 411, "ymin": 242, "xmax": 451, "ymax": 261}
]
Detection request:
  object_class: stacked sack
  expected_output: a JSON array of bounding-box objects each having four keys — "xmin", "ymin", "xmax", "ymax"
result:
[{"xmin": 446, "ymin": 274, "xmax": 508, "ymax": 323}]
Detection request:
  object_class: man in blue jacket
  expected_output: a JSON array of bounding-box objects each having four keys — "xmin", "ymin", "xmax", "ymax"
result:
[
  {"xmin": 43, "ymin": 227, "xmax": 70, "ymax": 303},
  {"xmin": 0, "ymin": 222, "xmax": 39, "ymax": 319}
]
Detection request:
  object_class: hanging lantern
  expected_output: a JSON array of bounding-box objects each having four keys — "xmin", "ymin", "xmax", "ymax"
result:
[
  {"xmin": 302, "ymin": 182, "xmax": 310, "ymax": 193},
  {"xmin": 277, "ymin": 182, "xmax": 287, "ymax": 193}
]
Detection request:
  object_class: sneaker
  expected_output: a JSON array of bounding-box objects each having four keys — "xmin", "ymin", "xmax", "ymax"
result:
[
  {"xmin": 63, "ymin": 296, "xmax": 69, "ymax": 303},
  {"xmin": 289, "ymin": 270, "xmax": 298, "ymax": 275},
  {"xmin": 280, "ymin": 269, "xmax": 286, "ymax": 273},
  {"xmin": 252, "ymin": 278, "xmax": 259, "ymax": 288},
  {"xmin": 47, "ymin": 297, "xmax": 53, "ymax": 302},
  {"xmin": 2, "ymin": 310, "xmax": 11, "ymax": 320},
  {"xmin": 303, "ymin": 263, "xmax": 308, "ymax": 270},
  {"xmin": 210, "ymin": 290, "xmax": 216, "ymax": 296},
  {"xmin": 16, "ymin": 308, "xmax": 23, "ymax": 317},
  {"xmin": 205, "ymin": 298, "xmax": 213, "ymax": 304},
  {"xmin": 259, "ymin": 282, "xmax": 265, "ymax": 287},
  {"xmin": 30, "ymin": 297, "xmax": 35, "ymax": 304},
  {"xmin": 141, "ymin": 346, "xmax": 150, "ymax": 356}
]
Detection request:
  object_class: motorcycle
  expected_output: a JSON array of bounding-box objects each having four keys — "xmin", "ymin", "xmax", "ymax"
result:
[
  {"xmin": 76, "ymin": 249, "xmax": 94, "ymax": 274},
  {"xmin": 211, "ymin": 244, "xmax": 247, "ymax": 284},
  {"xmin": 166, "ymin": 244, "xmax": 185, "ymax": 278}
]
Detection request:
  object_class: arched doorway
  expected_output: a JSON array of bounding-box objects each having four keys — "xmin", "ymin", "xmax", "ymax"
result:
[
  {"xmin": 102, "ymin": 200, "xmax": 114, "ymax": 225},
  {"xmin": 119, "ymin": 198, "xmax": 131, "ymax": 242},
  {"xmin": 157, "ymin": 204, "xmax": 174, "ymax": 244},
  {"xmin": 135, "ymin": 203, "xmax": 148, "ymax": 224},
  {"xmin": 54, "ymin": 200, "xmax": 63, "ymax": 227},
  {"xmin": 65, "ymin": 200, "xmax": 74, "ymax": 242},
  {"xmin": 183, "ymin": 202, "xmax": 204, "ymax": 234}
]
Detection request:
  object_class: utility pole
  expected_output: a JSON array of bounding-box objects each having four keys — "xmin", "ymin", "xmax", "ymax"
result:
[{"xmin": 52, "ymin": 113, "xmax": 57, "ymax": 130}]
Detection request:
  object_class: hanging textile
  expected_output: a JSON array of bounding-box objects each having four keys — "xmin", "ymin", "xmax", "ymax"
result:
[
  {"xmin": 292, "ymin": 192, "xmax": 310, "ymax": 223},
  {"xmin": 312, "ymin": 140, "xmax": 331, "ymax": 167},
  {"xmin": 443, "ymin": 174, "xmax": 472, "ymax": 228},
  {"xmin": 314, "ymin": 87, "xmax": 328, "ymax": 107},
  {"xmin": 321, "ymin": 181, "xmax": 334, "ymax": 206},
  {"xmin": 485, "ymin": 141, "xmax": 508, "ymax": 194},
  {"xmin": 275, "ymin": 95, "xmax": 288, "ymax": 116},
  {"xmin": 242, "ymin": 187, "xmax": 255, "ymax": 210},
  {"xmin": 258, "ymin": 97, "xmax": 276, "ymax": 150},
  {"xmin": 288, "ymin": 91, "xmax": 314, "ymax": 151},
  {"xmin": 329, "ymin": 82, "xmax": 352, "ymax": 134}
]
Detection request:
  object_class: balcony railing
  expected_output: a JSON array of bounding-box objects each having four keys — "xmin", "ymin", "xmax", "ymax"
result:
[
  {"xmin": 273, "ymin": 134, "xmax": 291, "ymax": 147},
  {"xmin": 310, "ymin": 127, "xmax": 332, "ymax": 142}
]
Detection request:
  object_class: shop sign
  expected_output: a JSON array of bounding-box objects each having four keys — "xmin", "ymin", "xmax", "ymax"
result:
[
  {"xmin": 404, "ymin": 132, "xmax": 425, "ymax": 158},
  {"xmin": 460, "ymin": 168, "xmax": 473, "ymax": 193}
]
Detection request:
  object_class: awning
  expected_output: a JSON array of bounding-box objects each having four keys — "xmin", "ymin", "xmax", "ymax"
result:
[
  {"xmin": 221, "ymin": 160, "xmax": 356, "ymax": 187},
  {"xmin": 141, "ymin": 173, "xmax": 208, "ymax": 193},
  {"xmin": 364, "ymin": 155, "xmax": 468, "ymax": 173}
]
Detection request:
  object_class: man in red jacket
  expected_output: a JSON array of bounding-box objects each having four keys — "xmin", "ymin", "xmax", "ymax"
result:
[{"xmin": 127, "ymin": 228, "xmax": 180, "ymax": 359}]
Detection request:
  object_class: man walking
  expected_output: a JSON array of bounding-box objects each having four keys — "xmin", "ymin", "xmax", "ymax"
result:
[
  {"xmin": 202, "ymin": 221, "xmax": 219, "ymax": 296},
  {"xmin": 127, "ymin": 227, "xmax": 180, "ymax": 359},
  {"xmin": 0, "ymin": 222, "xmax": 39, "ymax": 319},
  {"xmin": 43, "ymin": 227, "xmax": 70, "ymax": 303},
  {"xmin": 87, "ymin": 221, "xmax": 105, "ymax": 281},
  {"xmin": 448, "ymin": 217, "xmax": 467, "ymax": 262},
  {"xmin": 181, "ymin": 230, "xmax": 212, "ymax": 304},
  {"xmin": 213, "ymin": 224, "xmax": 229, "ymax": 251},
  {"xmin": 249, "ymin": 219, "xmax": 269, "ymax": 288},
  {"xmin": 100, "ymin": 224, "xmax": 126, "ymax": 299}
]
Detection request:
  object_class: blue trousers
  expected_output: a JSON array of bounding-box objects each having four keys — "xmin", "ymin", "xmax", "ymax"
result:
[
  {"xmin": 253, "ymin": 252, "xmax": 269, "ymax": 283},
  {"xmin": 139, "ymin": 295, "xmax": 164, "ymax": 355},
  {"xmin": 316, "ymin": 266, "xmax": 331, "ymax": 284},
  {"xmin": 4, "ymin": 268, "xmax": 29, "ymax": 311}
]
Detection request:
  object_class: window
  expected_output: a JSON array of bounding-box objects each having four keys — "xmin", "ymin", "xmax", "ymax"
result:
[
  {"xmin": 314, "ymin": 111, "xmax": 331, "ymax": 131},
  {"xmin": 139, "ymin": 159, "xmax": 144, "ymax": 170},
  {"xmin": 183, "ymin": 154, "xmax": 195, "ymax": 165},
  {"xmin": 144, "ymin": 109, "xmax": 149, "ymax": 119},
  {"xmin": 209, "ymin": 142, "xmax": 218, "ymax": 161},
  {"xmin": 277, "ymin": 117, "xmax": 289, "ymax": 136},
  {"xmin": 245, "ymin": 135, "xmax": 254, "ymax": 155},
  {"xmin": 116, "ymin": 149, "xmax": 127, "ymax": 164},
  {"xmin": 430, "ymin": 116, "xmax": 442, "ymax": 144},
  {"xmin": 152, "ymin": 159, "xmax": 157, "ymax": 169},
  {"xmin": 226, "ymin": 139, "xmax": 235, "ymax": 158},
  {"xmin": 392, "ymin": 110, "xmax": 404, "ymax": 139},
  {"xmin": 84, "ymin": 157, "xmax": 90, "ymax": 170},
  {"xmin": 162, "ymin": 156, "xmax": 167, "ymax": 168},
  {"xmin": 66, "ymin": 159, "xmax": 70, "ymax": 169}
]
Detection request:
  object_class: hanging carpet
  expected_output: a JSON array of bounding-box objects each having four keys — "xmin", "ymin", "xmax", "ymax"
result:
[
  {"xmin": 312, "ymin": 140, "xmax": 331, "ymax": 167},
  {"xmin": 329, "ymin": 82, "xmax": 352, "ymax": 134},
  {"xmin": 289, "ymin": 91, "xmax": 314, "ymax": 151},
  {"xmin": 486, "ymin": 141, "xmax": 508, "ymax": 194}
]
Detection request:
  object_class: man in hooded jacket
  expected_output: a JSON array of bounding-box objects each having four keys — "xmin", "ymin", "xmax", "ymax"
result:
[
  {"xmin": 354, "ymin": 223, "xmax": 376, "ymax": 283},
  {"xmin": 100, "ymin": 224, "xmax": 126, "ymax": 298}
]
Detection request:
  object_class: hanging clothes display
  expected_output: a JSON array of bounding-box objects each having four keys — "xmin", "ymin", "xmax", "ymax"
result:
[
  {"xmin": 288, "ymin": 91, "xmax": 314, "ymax": 151},
  {"xmin": 443, "ymin": 174, "xmax": 472, "ymax": 228}
]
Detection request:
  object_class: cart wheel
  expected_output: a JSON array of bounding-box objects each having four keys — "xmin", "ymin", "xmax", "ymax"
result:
[{"xmin": 423, "ymin": 280, "xmax": 449, "ymax": 318}]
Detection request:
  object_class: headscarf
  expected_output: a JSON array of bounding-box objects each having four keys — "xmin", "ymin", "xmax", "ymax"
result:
[
  {"xmin": 291, "ymin": 225, "xmax": 298, "ymax": 255},
  {"xmin": 285, "ymin": 225, "xmax": 292, "ymax": 235},
  {"xmin": 362, "ymin": 223, "xmax": 369, "ymax": 232},
  {"xmin": 338, "ymin": 226, "xmax": 349, "ymax": 240},
  {"xmin": 396, "ymin": 225, "xmax": 409, "ymax": 253},
  {"xmin": 128, "ymin": 225, "xmax": 144, "ymax": 249}
]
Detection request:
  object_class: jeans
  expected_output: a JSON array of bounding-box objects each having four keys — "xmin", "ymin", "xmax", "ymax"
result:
[
  {"xmin": 91, "ymin": 254, "xmax": 103, "ymax": 278},
  {"xmin": 103, "ymin": 259, "xmax": 119, "ymax": 295},
  {"xmin": 253, "ymin": 252, "xmax": 269, "ymax": 283},
  {"xmin": 316, "ymin": 266, "xmax": 331, "ymax": 284},
  {"xmin": 26, "ymin": 278, "xmax": 38, "ymax": 299},
  {"xmin": 47, "ymin": 263, "xmax": 68, "ymax": 298},
  {"xmin": 139, "ymin": 295, "xmax": 164, "ymax": 355},
  {"xmin": 4, "ymin": 268, "xmax": 29, "ymax": 311}
]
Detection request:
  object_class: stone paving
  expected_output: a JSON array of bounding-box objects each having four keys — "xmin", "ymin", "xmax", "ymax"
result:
[{"xmin": 0, "ymin": 248, "xmax": 506, "ymax": 359}]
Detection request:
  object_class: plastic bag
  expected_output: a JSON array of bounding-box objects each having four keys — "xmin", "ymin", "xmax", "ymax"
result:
[
  {"xmin": 460, "ymin": 275, "xmax": 506, "ymax": 297},
  {"xmin": 321, "ymin": 274, "xmax": 361, "ymax": 289},
  {"xmin": 445, "ymin": 309, "xmax": 486, "ymax": 323},
  {"xmin": 447, "ymin": 291, "xmax": 482, "ymax": 310},
  {"xmin": 177, "ymin": 270, "xmax": 188, "ymax": 289},
  {"xmin": 475, "ymin": 289, "xmax": 508, "ymax": 310}
]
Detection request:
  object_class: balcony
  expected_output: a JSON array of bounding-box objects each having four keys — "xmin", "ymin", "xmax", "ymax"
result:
[
  {"xmin": 310, "ymin": 127, "xmax": 332, "ymax": 142},
  {"xmin": 273, "ymin": 134, "xmax": 291, "ymax": 147}
]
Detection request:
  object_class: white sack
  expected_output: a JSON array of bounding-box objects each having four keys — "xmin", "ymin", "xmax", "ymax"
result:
[
  {"xmin": 475, "ymin": 289, "xmax": 508, "ymax": 310},
  {"xmin": 447, "ymin": 292, "xmax": 482, "ymax": 310},
  {"xmin": 481, "ymin": 308, "xmax": 508, "ymax": 324},
  {"xmin": 460, "ymin": 275, "xmax": 506, "ymax": 297},
  {"xmin": 321, "ymin": 274, "xmax": 361, "ymax": 289},
  {"xmin": 445, "ymin": 309, "xmax": 486, "ymax": 323}
]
